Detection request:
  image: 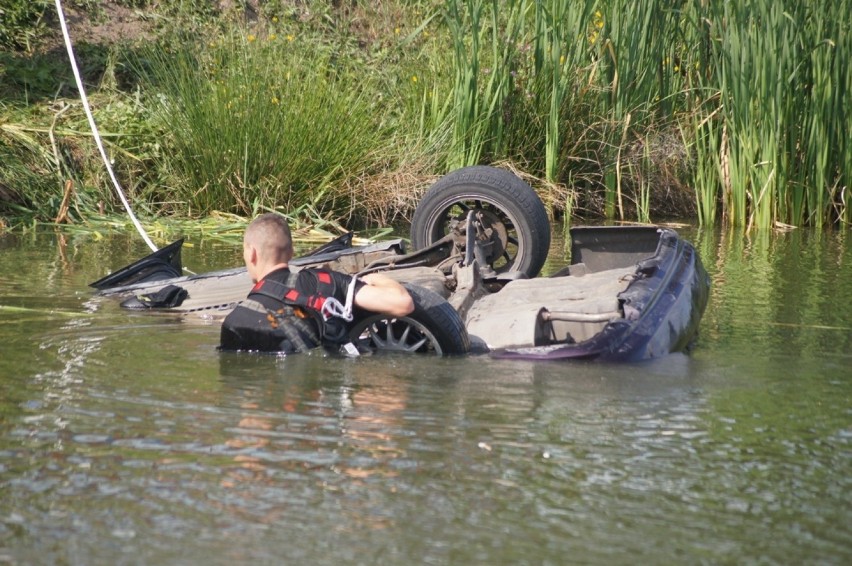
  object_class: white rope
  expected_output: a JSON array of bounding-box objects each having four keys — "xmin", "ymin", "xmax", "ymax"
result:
[
  {"xmin": 319, "ymin": 275, "xmax": 360, "ymax": 357},
  {"xmin": 320, "ymin": 275, "xmax": 358, "ymax": 322},
  {"xmin": 53, "ymin": 0, "xmax": 157, "ymax": 252}
]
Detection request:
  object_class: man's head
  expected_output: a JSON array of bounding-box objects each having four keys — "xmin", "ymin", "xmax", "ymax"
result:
[{"xmin": 243, "ymin": 213, "xmax": 294, "ymax": 282}]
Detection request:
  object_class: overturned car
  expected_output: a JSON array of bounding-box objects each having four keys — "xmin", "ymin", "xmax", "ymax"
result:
[{"xmin": 91, "ymin": 166, "xmax": 710, "ymax": 362}]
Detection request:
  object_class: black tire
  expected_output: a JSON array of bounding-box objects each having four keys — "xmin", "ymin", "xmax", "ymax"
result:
[
  {"xmin": 348, "ymin": 284, "xmax": 470, "ymax": 355},
  {"xmin": 411, "ymin": 165, "xmax": 551, "ymax": 278}
]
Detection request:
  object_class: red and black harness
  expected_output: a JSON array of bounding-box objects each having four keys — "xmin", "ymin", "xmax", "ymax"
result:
[{"xmin": 249, "ymin": 269, "xmax": 350, "ymax": 344}]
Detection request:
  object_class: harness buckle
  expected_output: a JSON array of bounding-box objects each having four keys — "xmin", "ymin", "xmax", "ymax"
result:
[{"xmin": 321, "ymin": 296, "xmax": 353, "ymax": 322}]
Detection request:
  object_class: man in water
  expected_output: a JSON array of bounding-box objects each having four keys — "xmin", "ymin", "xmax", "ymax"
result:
[{"xmin": 220, "ymin": 213, "xmax": 414, "ymax": 353}]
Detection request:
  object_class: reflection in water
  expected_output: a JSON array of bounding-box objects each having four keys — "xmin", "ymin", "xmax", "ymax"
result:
[
  {"xmin": 691, "ymin": 227, "xmax": 852, "ymax": 357},
  {"xmin": 0, "ymin": 229, "xmax": 850, "ymax": 564},
  {"xmin": 216, "ymin": 353, "xmax": 425, "ymax": 532}
]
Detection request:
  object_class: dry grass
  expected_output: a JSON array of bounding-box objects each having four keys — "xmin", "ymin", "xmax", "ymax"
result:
[
  {"xmin": 340, "ymin": 159, "xmax": 441, "ymax": 227},
  {"xmin": 496, "ymin": 160, "xmax": 576, "ymax": 218},
  {"xmin": 341, "ymin": 158, "xmax": 579, "ymax": 229},
  {"xmin": 623, "ymin": 130, "xmax": 696, "ymax": 219}
]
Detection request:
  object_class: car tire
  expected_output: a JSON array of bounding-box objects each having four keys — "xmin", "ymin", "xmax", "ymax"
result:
[
  {"xmin": 348, "ymin": 284, "xmax": 471, "ymax": 355},
  {"xmin": 411, "ymin": 165, "xmax": 551, "ymax": 278}
]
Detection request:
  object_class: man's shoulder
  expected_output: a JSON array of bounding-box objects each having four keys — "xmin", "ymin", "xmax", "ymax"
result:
[
  {"xmin": 299, "ymin": 267, "xmax": 352, "ymax": 284},
  {"xmin": 296, "ymin": 267, "xmax": 353, "ymax": 299}
]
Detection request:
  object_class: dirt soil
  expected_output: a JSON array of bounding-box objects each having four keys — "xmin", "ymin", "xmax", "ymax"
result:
[
  {"xmin": 48, "ymin": 2, "xmax": 155, "ymax": 49},
  {"xmin": 46, "ymin": 1, "xmax": 266, "ymax": 49}
]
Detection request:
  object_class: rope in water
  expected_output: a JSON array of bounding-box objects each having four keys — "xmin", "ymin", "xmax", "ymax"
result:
[{"xmin": 53, "ymin": 0, "xmax": 158, "ymax": 252}]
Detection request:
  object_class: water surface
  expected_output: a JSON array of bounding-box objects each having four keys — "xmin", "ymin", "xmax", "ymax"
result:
[{"xmin": 1, "ymin": 226, "xmax": 850, "ymax": 564}]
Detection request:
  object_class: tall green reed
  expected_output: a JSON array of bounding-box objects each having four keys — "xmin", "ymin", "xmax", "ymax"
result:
[
  {"xmin": 396, "ymin": 23, "xmax": 456, "ymax": 166},
  {"xmin": 533, "ymin": 0, "xmax": 595, "ymax": 184},
  {"xmin": 685, "ymin": 110, "xmax": 721, "ymax": 227},
  {"xmin": 799, "ymin": 0, "xmax": 851, "ymax": 228},
  {"xmin": 631, "ymin": 134, "xmax": 653, "ymax": 224},
  {"xmin": 594, "ymin": 0, "xmax": 681, "ymax": 220},
  {"xmin": 135, "ymin": 29, "xmax": 386, "ymax": 216},
  {"xmin": 443, "ymin": 0, "xmax": 526, "ymax": 170},
  {"xmin": 712, "ymin": 0, "xmax": 784, "ymax": 228},
  {"xmin": 698, "ymin": 0, "xmax": 850, "ymax": 229}
]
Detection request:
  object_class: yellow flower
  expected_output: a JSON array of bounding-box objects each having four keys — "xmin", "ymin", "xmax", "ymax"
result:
[
  {"xmin": 411, "ymin": 75, "xmax": 418, "ymax": 83},
  {"xmin": 247, "ymin": 34, "xmax": 256, "ymax": 42},
  {"xmin": 559, "ymin": 54, "xmax": 565, "ymax": 65},
  {"xmin": 272, "ymin": 96, "xmax": 279, "ymax": 105},
  {"xmin": 395, "ymin": 27, "xmax": 401, "ymax": 35},
  {"xmin": 286, "ymin": 34, "xmax": 294, "ymax": 42},
  {"xmin": 272, "ymin": 16, "xmax": 278, "ymax": 23},
  {"xmin": 269, "ymin": 34, "xmax": 277, "ymax": 41}
]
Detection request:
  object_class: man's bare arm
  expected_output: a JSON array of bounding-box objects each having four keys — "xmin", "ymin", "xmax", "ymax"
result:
[{"xmin": 353, "ymin": 273, "xmax": 415, "ymax": 317}]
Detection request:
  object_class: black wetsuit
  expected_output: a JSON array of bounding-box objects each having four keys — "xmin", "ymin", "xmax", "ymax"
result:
[{"xmin": 219, "ymin": 267, "xmax": 362, "ymax": 353}]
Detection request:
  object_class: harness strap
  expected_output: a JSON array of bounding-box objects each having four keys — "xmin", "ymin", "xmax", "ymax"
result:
[
  {"xmin": 250, "ymin": 270, "xmax": 337, "ymax": 317},
  {"xmin": 248, "ymin": 269, "xmax": 359, "ymax": 354}
]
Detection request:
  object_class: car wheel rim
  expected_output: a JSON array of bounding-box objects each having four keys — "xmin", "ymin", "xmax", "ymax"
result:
[
  {"xmin": 351, "ymin": 316, "xmax": 444, "ymax": 355},
  {"xmin": 427, "ymin": 196, "xmax": 522, "ymax": 272}
]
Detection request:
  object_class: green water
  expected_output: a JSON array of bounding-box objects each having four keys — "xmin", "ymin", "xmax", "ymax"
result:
[{"xmin": 1, "ymin": 227, "xmax": 850, "ymax": 565}]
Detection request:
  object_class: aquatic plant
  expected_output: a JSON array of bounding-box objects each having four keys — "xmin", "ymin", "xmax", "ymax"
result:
[
  {"xmin": 0, "ymin": 0, "xmax": 848, "ymax": 230},
  {"xmin": 691, "ymin": 0, "xmax": 851, "ymax": 228},
  {"xmin": 134, "ymin": 28, "xmax": 388, "ymax": 217}
]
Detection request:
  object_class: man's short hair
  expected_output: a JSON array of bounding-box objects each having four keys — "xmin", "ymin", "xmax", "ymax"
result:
[{"xmin": 245, "ymin": 213, "xmax": 293, "ymax": 261}]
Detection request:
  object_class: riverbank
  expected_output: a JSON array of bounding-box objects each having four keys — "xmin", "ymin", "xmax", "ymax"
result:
[{"xmin": 1, "ymin": 0, "xmax": 849, "ymax": 232}]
